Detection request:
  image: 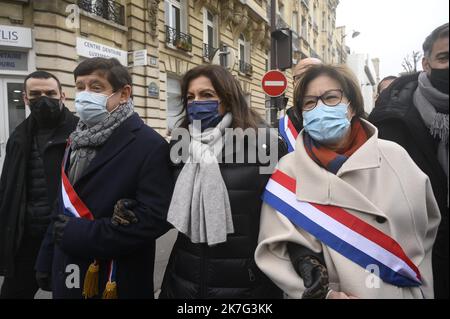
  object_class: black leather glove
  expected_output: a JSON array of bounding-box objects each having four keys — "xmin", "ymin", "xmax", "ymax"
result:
[
  {"xmin": 287, "ymin": 242, "xmax": 329, "ymax": 299},
  {"xmin": 111, "ymin": 199, "xmax": 138, "ymax": 226},
  {"xmin": 53, "ymin": 214, "xmax": 71, "ymax": 246},
  {"xmin": 36, "ymin": 271, "xmax": 52, "ymax": 292}
]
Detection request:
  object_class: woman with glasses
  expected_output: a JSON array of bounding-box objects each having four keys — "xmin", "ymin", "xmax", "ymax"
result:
[{"xmin": 255, "ymin": 64, "xmax": 440, "ymax": 299}]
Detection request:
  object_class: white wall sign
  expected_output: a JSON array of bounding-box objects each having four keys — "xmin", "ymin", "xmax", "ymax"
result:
[
  {"xmin": 76, "ymin": 37, "xmax": 127, "ymax": 66},
  {"xmin": 0, "ymin": 25, "xmax": 32, "ymax": 48},
  {"xmin": 133, "ymin": 50, "xmax": 147, "ymax": 67}
]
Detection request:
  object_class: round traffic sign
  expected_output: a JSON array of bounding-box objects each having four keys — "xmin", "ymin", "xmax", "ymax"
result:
[{"xmin": 262, "ymin": 70, "xmax": 288, "ymax": 97}]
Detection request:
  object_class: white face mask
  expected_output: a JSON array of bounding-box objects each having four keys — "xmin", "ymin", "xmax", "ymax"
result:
[{"xmin": 75, "ymin": 91, "xmax": 118, "ymax": 127}]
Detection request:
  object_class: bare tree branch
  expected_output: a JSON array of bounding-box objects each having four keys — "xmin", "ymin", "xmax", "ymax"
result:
[{"xmin": 402, "ymin": 51, "xmax": 423, "ymax": 74}]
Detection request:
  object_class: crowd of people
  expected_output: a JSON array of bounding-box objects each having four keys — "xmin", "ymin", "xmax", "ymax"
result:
[{"xmin": 0, "ymin": 23, "xmax": 447, "ymax": 299}]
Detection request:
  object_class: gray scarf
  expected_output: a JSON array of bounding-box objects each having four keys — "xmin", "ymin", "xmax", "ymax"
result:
[
  {"xmin": 68, "ymin": 99, "xmax": 134, "ymax": 184},
  {"xmin": 414, "ymin": 72, "xmax": 449, "ymax": 205},
  {"xmin": 167, "ymin": 113, "xmax": 234, "ymax": 246}
]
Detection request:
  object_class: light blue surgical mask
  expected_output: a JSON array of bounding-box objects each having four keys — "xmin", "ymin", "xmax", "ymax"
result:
[
  {"xmin": 75, "ymin": 91, "xmax": 117, "ymax": 127},
  {"xmin": 303, "ymin": 102, "xmax": 351, "ymax": 144}
]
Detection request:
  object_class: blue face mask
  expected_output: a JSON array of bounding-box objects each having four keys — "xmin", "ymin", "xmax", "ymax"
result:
[
  {"xmin": 187, "ymin": 100, "xmax": 224, "ymax": 131},
  {"xmin": 303, "ymin": 102, "xmax": 351, "ymax": 144},
  {"xmin": 75, "ymin": 91, "xmax": 116, "ymax": 127}
]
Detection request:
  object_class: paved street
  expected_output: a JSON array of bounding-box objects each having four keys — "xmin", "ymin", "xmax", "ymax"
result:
[{"xmin": 0, "ymin": 229, "xmax": 177, "ymax": 299}]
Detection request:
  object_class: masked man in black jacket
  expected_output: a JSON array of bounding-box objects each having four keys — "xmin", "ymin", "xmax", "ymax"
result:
[
  {"xmin": 370, "ymin": 23, "xmax": 449, "ymax": 299},
  {"xmin": 0, "ymin": 71, "xmax": 78, "ymax": 298}
]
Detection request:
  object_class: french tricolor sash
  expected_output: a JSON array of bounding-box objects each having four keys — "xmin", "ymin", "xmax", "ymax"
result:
[
  {"xmin": 61, "ymin": 142, "xmax": 118, "ymax": 298},
  {"xmin": 262, "ymin": 169, "xmax": 422, "ymax": 287},
  {"xmin": 279, "ymin": 115, "xmax": 299, "ymax": 153}
]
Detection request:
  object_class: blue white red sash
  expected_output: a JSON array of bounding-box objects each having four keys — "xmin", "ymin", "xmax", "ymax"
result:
[
  {"xmin": 279, "ymin": 115, "xmax": 299, "ymax": 153},
  {"xmin": 262, "ymin": 169, "xmax": 422, "ymax": 287},
  {"xmin": 60, "ymin": 142, "xmax": 117, "ymax": 287},
  {"xmin": 61, "ymin": 144, "xmax": 93, "ymax": 220}
]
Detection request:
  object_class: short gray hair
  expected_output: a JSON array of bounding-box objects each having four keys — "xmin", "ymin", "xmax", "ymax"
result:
[{"xmin": 423, "ymin": 23, "xmax": 449, "ymax": 57}]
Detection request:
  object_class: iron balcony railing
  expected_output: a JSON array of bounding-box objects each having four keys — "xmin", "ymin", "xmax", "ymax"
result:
[
  {"xmin": 78, "ymin": 0, "xmax": 125, "ymax": 25},
  {"xmin": 239, "ymin": 60, "xmax": 253, "ymax": 76},
  {"xmin": 165, "ymin": 26, "xmax": 192, "ymax": 52},
  {"xmin": 203, "ymin": 43, "xmax": 218, "ymax": 61}
]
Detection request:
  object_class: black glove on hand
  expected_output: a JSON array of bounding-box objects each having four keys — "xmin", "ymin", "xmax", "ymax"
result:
[
  {"xmin": 36, "ymin": 271, "xmax": 52, "ymax": 292},
  {"xmin": 53, "ymin": 214, "xmax": 71, "ymax": 246},
  {"xmin": 297, "ymin": 256, "xmax": 329, "ymax": 299},
  {"xmin": 287, "ymin": 242, "xmax": 329, "ymax": 299},
  {"xmin": 112, "ymin": 199, "xmax": 138, "ymax": 226}
]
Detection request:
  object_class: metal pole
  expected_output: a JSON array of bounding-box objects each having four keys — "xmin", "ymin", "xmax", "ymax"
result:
[
  {"xmin": 270, "ymin": 0, "xmax": 278, "ymax": 127},
  {"xmin": 270, "ymin": 0, "xmax": 277, "ymax": 69}
]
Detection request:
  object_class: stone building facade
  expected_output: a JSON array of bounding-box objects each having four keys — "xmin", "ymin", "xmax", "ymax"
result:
[{"xmin": 0, "ymin": 0, "xmax": 347, "ymax": 167}]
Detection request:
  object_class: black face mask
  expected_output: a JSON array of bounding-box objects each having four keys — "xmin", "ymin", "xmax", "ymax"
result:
[
  {"xmin": 430, "ymin": 68, "xmax": 449, "ymax": 94},
  {"xmin": 29, "ymin": 96, "xmax": 63, "ymax": 129}
]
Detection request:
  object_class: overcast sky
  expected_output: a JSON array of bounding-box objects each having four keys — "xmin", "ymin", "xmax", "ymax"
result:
[{"xmin": 336, "ymin": 0, "xmax": 449, "ymax": 79}]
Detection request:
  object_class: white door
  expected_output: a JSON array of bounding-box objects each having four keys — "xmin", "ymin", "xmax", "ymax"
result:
[{"xmin": 0, "ymin": 78, "xmax": 28, "ymax": 171}]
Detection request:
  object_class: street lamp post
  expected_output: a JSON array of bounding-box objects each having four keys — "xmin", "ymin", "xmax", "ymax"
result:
[{"xmin": 340, "ymin": 30, "xmax": 360, "ymax": 63}]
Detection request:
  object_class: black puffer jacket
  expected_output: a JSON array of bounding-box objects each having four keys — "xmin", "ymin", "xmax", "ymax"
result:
[
  {"xmin": 0, "ymin": 107, "xmax": 78, "ymax": 276},
  {"xmin": 160, "ymin": 128, "xmax": 287, "ymax": 299},
  {"xmin": 25, "ymin": 136, "xmax": 53, "ymax": 237},
  {"xmin": 369, "ymin": 73, "xmax": 448, "ymax": 299}
]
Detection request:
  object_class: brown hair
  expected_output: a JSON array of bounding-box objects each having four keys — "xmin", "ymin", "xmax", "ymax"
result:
[
  {"xmin": 178, "ymin": 65, "xmax": 263, "ymax": 130},
  {"xmin": 294, "ymin": 64, "xmax": 366, "ymax": 123}
]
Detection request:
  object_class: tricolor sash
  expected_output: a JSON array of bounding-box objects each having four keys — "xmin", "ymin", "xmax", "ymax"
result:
[
  {"xmin": 279, "ymin": 115, "xmax": 299, "ymax": 153},
  {"xmin": 262, "ymin": 169, "xmax": 422, "ymax": 287},
  {"xmin": 60, "ymin": 142, "xmax": 118, "ymax": 298}
]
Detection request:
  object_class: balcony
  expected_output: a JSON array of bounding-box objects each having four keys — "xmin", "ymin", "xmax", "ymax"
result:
[
  {"xmin": 203, "ymin": 43, "xmax": 218, "ymax": 61},
  {"xmin": 165, "ymin": 26, "xmax": 192, "ymax": 52},
  {"xmin": 78, "ymin": 0, "xmax": 125, "ymax": 25},
  {"xmin": 239, "ymin": 60, "xmax": 253, "ymax": 76}
]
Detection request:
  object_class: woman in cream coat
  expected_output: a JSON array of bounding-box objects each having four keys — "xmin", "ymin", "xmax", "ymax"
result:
[{"xmin": 255, "ymin": 64, "xmax": 441, "ymax": 299}]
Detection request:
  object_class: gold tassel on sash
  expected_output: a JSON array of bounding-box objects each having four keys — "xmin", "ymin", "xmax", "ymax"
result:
[
  {"xmin": 82, "ymin": 262, "xmax": 99, "ymax": 299},
  {"xmin": 102, "ymin": 281, "xmax": 118, "ymax": 299}
]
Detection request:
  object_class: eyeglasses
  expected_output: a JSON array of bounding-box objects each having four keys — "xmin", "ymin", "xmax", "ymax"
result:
[{"xmin": 301, "ymin": 89, "xmax": 344, "ymax": 112}]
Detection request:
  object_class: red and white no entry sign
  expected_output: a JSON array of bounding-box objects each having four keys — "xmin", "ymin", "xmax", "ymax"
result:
[{"xmin": 262, "ymin": 70, "xmax": 288, "ymax": 97}]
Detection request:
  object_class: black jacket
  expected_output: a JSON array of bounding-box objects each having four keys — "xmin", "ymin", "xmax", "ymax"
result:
[
  {"xmin": 0, "ymin": 107, "xmax": 78, "ymax": 276},
  {"xmin": 369, "ymin": 73, "xmax": 448, "ymax": 299},
  {"xmin": 35, "ymin": 113, "xmax": 173, "ymax": 299},
  {"xmin": 160, "ymin": 128, "xmax": 287, "ymax": 299},
  {"xmin": 286, "ymin": 107, "xmax": 303, "ymax": 132}
]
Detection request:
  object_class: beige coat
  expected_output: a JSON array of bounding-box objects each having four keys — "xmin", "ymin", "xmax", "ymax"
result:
[{"xmin": 255, "ymin": 120, "xmax": 440, "ymax": 299}]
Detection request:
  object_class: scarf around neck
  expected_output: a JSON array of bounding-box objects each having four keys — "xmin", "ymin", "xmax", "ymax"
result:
[
  {"xmin": 303, "ymin": 118, "xmax": 369, "ymax": 174},
  {"xmin": 68, "ymin": 99, "xmax": 134, "ymax": 184},
  {"xmin": 167, "ymin": 113, "xmax": 234, "ymax": 246},
  {"xmin": 414, "ymin": 71, "xmax": 449, "ymax": 206}
]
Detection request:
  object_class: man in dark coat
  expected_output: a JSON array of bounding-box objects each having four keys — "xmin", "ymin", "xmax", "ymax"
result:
[
  {"xmin": 0, "ymin": 71, "xmax": 78, "ymax": 298},
  {"xmin": 35, "ymin": 57, "xmax": 173, "ymax": 299},
  {"xmin": 369, "ymin": 23, "xmax": 448, "ymax": 299}
]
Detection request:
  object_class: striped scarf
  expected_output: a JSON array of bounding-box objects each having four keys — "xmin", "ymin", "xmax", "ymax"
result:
[{"xmin": 303, "ymin": 119, "xmax": 368, "ymax": 174}]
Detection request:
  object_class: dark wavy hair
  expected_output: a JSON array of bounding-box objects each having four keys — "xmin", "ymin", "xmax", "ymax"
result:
[
  {"xmin": 294, "ymin": 64, "xmax": 366, "ymax": 124},
  {"xmin": 177, "ymin": 65, "xmax": 263, "ymax": 130},
  {"xmin": 73, "ymin": 57, "xmax": 132, "ymax": 92}
]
